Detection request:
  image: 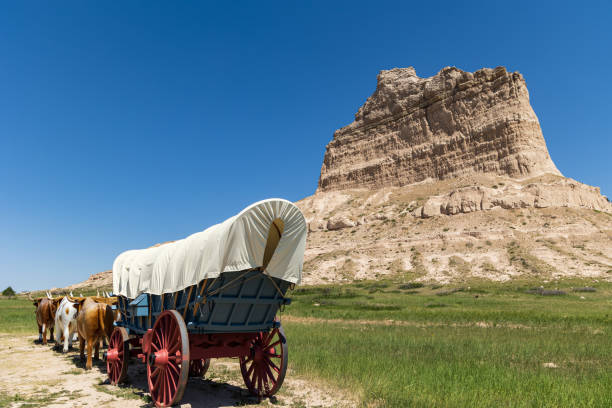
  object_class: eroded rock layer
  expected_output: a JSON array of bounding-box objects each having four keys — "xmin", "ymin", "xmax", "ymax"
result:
[{"xmin": 318, "ymin": 66, "xmax": 561, "ymax": 192}]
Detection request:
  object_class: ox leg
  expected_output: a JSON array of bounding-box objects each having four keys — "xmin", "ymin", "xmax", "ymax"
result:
[
  {"xmin": 54, "ymin": 324, "xmax": 62, "ymax": 350},
  {"xmin": 54, "ymin": 324, "xmax": 61, "ymax": 343},
  {"xmin": 86, "ymin": 339, "xmax": 94, "ymax": 370},
  {"xmin": 67, "ymin": 324, "xmax": 74, "ymax": 350},
  {"xmin": 79, "ymin": 336, "xmax": 85, "ymax": 362},
  {"xmin": 94, "ymin": 337, "xmax": 100, "ymax": 361},
  {"xmin": 42, "ymin": 323, "xmax": 47, "ymax": 345},
  {"xmin": 63, "ymin": 325, "xmax": 70, "ymax": 353},
  {"xmin": 37, "ymin": 324, "xmax": 42, "ymax": 343},
  {"xmin": 49, "ymin": 327, "xmax": 54, "ymax": 343}
]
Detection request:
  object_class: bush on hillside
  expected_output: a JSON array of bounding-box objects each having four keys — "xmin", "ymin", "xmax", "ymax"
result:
[{"xmin": 2, "ymin": 286, "xmax": 16, "ymax": 297}]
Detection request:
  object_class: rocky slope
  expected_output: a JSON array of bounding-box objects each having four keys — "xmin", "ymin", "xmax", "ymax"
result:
[
  {"xmin": 319, "ymin": 66, "xmax": 560, "ymax": 192},
  {"xmin": 298, "ymin": 174, "xmax": 611, "ymax": 285}
]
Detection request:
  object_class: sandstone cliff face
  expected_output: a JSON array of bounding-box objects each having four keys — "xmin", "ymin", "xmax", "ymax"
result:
[{"xmin": 318, "ymin": 66, "xmax": 561, "ymax": 192}]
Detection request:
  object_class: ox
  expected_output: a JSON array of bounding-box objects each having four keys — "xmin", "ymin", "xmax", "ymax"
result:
[
  {"xmin": 33, "ymin": 293, "xmax": 61, "ymax": 345},
  {"xmin": 76, "ymin": 297, "xmax": 119, "ymax": 369},
  {"xmin": 54, "ymin": 296, "xmax": 80, "ymax": 352},
  {"xmin": 33, "ymin": 292, "xmax": 61, "ymax": 344}
]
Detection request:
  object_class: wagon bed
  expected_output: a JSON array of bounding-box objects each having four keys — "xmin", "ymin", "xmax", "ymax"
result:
[{"xmin": 117, "ymin": 269, "xmax": 292, "ymax": 334}]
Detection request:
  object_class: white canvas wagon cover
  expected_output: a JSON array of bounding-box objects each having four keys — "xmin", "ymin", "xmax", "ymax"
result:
[{"xmin": 113, "ymin": 199, "xmax": 307, "ymax": 298}]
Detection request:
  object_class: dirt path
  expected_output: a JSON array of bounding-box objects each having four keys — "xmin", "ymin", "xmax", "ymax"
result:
[{"xmin": 0, "ymin": 334, "xmax": 356, "ymax": 408}]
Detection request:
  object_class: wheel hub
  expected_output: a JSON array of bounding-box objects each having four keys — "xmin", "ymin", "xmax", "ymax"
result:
[
  {"xmin": 253, "ymin": 344, "xmax": 268, "ymax": 363},
  {"xmin": 151, "ymin": 349, "xmax": 169, "ymax": 367},
  {"xmin": 106, "ymin": 348, "xmax": 119, "ymax": 362}
]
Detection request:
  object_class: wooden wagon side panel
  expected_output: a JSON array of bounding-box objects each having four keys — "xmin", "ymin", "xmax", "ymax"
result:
[{"xmin": 193, "ymin": 270, "xmax": 290, "ymax": 333}]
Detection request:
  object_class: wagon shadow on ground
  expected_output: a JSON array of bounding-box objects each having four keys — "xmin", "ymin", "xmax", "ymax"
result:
[
  {"xmin": 123, "ymin": 363, "xmax": 265, "ymax": 408},
  {"xmin": 59, "ymin": 347, "xmax": 267, "ymax": 407}
]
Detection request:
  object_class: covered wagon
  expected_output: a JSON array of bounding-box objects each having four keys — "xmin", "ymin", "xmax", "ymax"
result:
[{"xmin": 107, "ymin": 199, "xmax": 307, "ymax": 407}]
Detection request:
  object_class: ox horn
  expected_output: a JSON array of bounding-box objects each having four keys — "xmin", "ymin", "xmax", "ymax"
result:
[
  {"xmin": 70, "ymin": 291, "xmax": 73, "ymax": 297},
  {"xmin": 47, "ymin": 291, "xmax": 52, "ymax": 299},
  {"xmin": 80, "ymin": 293, "xmax": 83, "ymax": 297}
]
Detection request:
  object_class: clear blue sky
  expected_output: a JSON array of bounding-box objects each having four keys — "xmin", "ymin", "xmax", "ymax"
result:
[{"xmin": 1, "ymin": 1, "xmax": 610, "ymax": 292}]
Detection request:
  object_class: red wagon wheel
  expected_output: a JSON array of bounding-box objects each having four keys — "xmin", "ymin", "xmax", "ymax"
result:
[
  {"xmin": 189, "ymin": 358, "xmax": 211, "ymax": 377},
  {"xmin": 146, "ymin": 310, "xmax": 190, "ymax": 407},
  {"xmin": 239, "ymin": 325, "xmax": 288, "ymax": 397},
  {"xmin": 106, "ymin": 327, "xmax": 129, "ymax": 385}
]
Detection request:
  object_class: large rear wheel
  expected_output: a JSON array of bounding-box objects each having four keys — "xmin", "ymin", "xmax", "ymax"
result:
[
  {"xmin": 146, "ymin": 310, "xmax": 190, "ymax": 407},
  {"xmin": 239, "ymin": 325, "xmax": 288, "ymax": 397}
]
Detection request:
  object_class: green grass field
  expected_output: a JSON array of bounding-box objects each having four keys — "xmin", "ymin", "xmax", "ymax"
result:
[
  {"xmin": 2, "ymin": 279, "xmax": 612, "ymax": 407},
  {"xmin": 281, "ymin": 279, "xmax": 612, "ymax": 407},
  {"xmin": 0, "ymin": 297, "xmax": 38, "ymax": 334}
]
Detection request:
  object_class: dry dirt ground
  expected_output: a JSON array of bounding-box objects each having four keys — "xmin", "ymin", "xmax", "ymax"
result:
[{"xmin": 0, "ymin": 334, "xmax": 355, "ymax": 408}]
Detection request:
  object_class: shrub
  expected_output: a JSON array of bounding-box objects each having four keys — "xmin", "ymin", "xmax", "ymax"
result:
[
  {"xmin": 399, "ymin": 282, "xmax": 424, "ymax": 290},
  {"xmin": 573, "ymin": 287, "xmax": 596, "ymax": 293},
  {"xmin": 2, "ymin": 286, "xmax": 15, "ymax": 297},
  {"xmin": 525, "ymin": 288, "xmax": 566, "ymax": 296},
  {"xmin": 425, "ymin": 302, "xmax": 447, "ymax": 308}
]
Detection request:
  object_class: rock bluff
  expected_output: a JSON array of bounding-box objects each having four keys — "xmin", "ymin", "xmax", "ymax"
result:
[{"xmin": 318, "ymin": 66, "xmax": 561, "ymax": 192}]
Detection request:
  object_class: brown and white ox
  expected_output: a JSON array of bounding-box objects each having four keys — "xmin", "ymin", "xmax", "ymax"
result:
[
  {"xmin": 54, "ymin": 296, "xmax": 81, "ymax": 352},
  {"xmin": 76, "ymin": 296, "xmax": 119, "ymax": 369},
  {"xmin": 33, "ymin": 293, "xmax": 62, "ymax": 345}
]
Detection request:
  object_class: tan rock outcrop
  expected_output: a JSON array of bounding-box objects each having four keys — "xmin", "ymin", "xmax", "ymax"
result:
[
  {"xmin": 326, "ymin": 216, "xmax": 356, "ymax": 231},
  {"xmin": 417, "ymin": 179, "xmax": 611, "ymax": 218},
  {"xmin": 318, "ymin": 66, "xmax": 561, "ymax": 192}
]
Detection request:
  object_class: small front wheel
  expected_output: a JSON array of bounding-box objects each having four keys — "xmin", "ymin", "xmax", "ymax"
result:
[
  {"xmin": 107, "ymin": 327, "xmax": 129, "ymax": 385},
  {"xmin": 239, "ymin": 325, "xmax": 288, "ymax": 397},
  {"xmin": 189, "ymin": 358, "xmax": 211, "ymax": 377}
]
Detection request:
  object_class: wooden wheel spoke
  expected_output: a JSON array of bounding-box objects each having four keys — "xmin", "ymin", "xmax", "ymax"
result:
[
  {"xmin": 246, "ymin": 361, "xmax": 255, "ymax": 378},
  {"xmin": 168, "ymin": 366, "xmax": 178, "ymax": 391},
  {"xmin": 168, "ymin": 361, "xmax": 180, "ymax": 376},
  {"xmin": 152, "ymin": 367, "xmax": 162, "ymax": 391},
  {"xmin": 165, "ymin": 370, "xmax": 173, "ymax": 404},
  {"xmin": 264, "ymin": 363, "xmax": 277, "ymax": 383},
  {"xmin": 161, "ymin": 370, "xmax": 168, "ymax": 403},
  {"xmin": 267, "ymin": 358, "xmax": 280, "ymax": 374},
  {"xmin": 268, "ymin": 340, "xmax": 281, "ymax": 348},
  {"xmin": 262, "ymin": 369, "xmax": 271, "ymax": 393},
  {"xmin": 161, "ymin": 321, "xmax": 168, "ymax": 348},
  {"xmin": 267, "ymin": 329, "xmax": 279, "ymax": 346},
  {"xmin": 250, "ymin": 364, "xmax": 258, "ymax": 386},
  {"xmin": 154, "ymin": 330, "xmax": 163, "ymax": 348},
  {"xmin": 257, "ymin": 368, "xmax": 263, "ymax": 393},
  {"xmin": 168, "ymin": 340, "xmax": 180, "ymax": 354}
]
